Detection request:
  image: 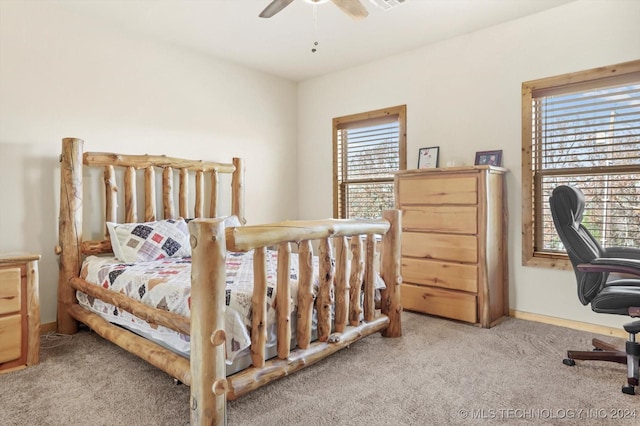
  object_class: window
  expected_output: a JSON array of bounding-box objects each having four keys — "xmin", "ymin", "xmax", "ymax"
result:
[
  {"xmin": 522, "ymin": 60, "xmax": 640, "ymax": 268},
  {"xmin": 333, "ymin": 105, "xmax": 406, "ymax": 219}
]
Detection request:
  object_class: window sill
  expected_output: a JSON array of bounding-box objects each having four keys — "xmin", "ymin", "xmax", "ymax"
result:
[{"xmin": 523, "ymin": 253, "xmax": 572, "ymax": 271}]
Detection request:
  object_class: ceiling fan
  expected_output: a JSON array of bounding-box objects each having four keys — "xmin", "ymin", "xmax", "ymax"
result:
[{"xmin": 259, "ymin": 0, "xmax": 369, "ymax": 20}]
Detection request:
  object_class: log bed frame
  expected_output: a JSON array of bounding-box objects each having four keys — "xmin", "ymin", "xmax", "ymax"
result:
[{"xmin": 56, "ymin": 137, "xmax": 402, "ymax": 425}]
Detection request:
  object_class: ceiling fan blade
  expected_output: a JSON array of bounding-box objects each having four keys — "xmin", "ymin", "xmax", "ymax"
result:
[
  {"xmin": 331, "ymin": 0, "xmax": 369, "ymax": 20},
  {"xmin": 259, "ymin": 0, "xmax": 295, "ymax": 18}
]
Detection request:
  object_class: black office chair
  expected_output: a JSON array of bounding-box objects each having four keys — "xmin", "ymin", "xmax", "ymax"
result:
[{"xmin": 549, "ymin": 185, "xmax": 640, "ymax": 395}]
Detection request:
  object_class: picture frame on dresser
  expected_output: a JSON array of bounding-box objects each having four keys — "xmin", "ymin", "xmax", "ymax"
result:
[
  {"xmin": 418, "ymin": 146, "xmax": 439, "ymax": 169},
  {"xmin": 474, "ymin": 150, "xmax": 502, "ymax": 166}
]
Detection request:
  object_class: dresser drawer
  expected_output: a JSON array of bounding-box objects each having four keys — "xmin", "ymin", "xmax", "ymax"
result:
[
  {"xmin": 397, "ymin": 175, "xmax": 477, "ymax": 205},
  {"xmin": 401, "ymin": 283, "xmax": 477, "ymax": 323},
  {"xmin": 0, "ymin": 315, "xmax": 22, "ymax": 364},
  {"xmin": 0, "ymin": 267, "xmax": 21, "ymax": 315},
  {"xmin": 402, "ymin": 206, "xmax": 477, "ymax": 234},
  {"xmin": 402, "ymin": 257, "xmax": 478, "ymax": 292},
  {"xmin": 402, "ymin": 232, "xmax": 477, "ymax": 263}
]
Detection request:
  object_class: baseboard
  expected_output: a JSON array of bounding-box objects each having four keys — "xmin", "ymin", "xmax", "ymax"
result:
[
  {"xmin": 40, "ymin": 321, "xmax": 57, "ymax": 335},
  {"xmin": 509, "ymin": 309, "xmax": 627, "ymax": 339},
  {"xmin": 40, "ymin": 313, "xmax": 629, "ymax": 339}
]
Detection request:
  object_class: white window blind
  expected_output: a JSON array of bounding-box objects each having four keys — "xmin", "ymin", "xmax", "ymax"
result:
[
  {"xmin": 532, "ymin": 73, "xmax": 640, "ymax": 252},
  {"xmin": 334, "ymin": 107, "xmax": 406, "ymax": 219}
]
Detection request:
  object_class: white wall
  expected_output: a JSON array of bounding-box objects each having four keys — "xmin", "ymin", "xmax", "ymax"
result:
[
  {"xmin": 298, "ymin": 0, "xmax": 640, "ymax": 329},
  {"xmin": 0, "ymin": 2, "xmax": 298, "ymax": 324},
  {"xmin": 2, "ymin": 0, "xmax": 638, "ymax": 330}
]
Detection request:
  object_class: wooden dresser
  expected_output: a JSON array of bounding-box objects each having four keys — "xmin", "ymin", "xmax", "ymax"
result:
[
  {"xmin": 395, "ymin": 166, "xmax": 507, "ymax": 328},
  {"xmin": 0, "ymin": 253, "xmax": 41, "ymax": 373}
]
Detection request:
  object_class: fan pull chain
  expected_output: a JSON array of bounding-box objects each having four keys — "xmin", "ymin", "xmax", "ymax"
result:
[{"xmin": 311, "ymin": 4, "xmax": 319, "ymax": 53}]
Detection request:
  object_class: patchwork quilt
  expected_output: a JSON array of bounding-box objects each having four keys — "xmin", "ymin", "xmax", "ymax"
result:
[
  {"xmin": 78, "ymin": 249, "xmax": 386, "ymax": 363},
  {"xmin": 79, "ymin": 250, "xmax": 304, "ymax": 362}
]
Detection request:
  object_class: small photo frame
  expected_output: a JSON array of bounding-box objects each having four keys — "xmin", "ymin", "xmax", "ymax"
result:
[
  {"xmin": 474, "ymin": 150, "xmax": 503, "ymax": 166},
  {"xmin": 418, "ymin": 146, "xmax": 439, "ymax": 169}
]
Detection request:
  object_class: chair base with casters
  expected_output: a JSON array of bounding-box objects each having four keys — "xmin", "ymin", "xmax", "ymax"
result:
[{"xmin": 562, "ymin": 319, "xmax": 640, "ymax": 395}]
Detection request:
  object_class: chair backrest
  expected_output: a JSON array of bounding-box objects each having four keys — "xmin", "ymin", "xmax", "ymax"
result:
[{"xmin": 549, "ymin": 185, "xmax": 608, "ymax": 305}]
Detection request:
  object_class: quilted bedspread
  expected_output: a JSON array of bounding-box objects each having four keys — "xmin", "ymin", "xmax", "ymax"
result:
[{"xmin": 78, "ymin": 250, "xmax": 304, "ymax": 362}]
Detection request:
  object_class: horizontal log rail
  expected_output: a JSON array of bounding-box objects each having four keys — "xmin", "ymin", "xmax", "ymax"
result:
[
  {"xmin": 80, "ymin": 240, "xmax": 113, "ymax": 255},
  {"xmin": 227, "ymin": 315, "xmax": 390, "ymax": 400},
  {"xmin": 225, "ymin": 218, "xmax": 391, "ymax": 252},
  {"xmin": 84, "ymin": 152, "xmax": 236, "ymax": 173},
  {"xmin": 68, "ymin": 304, "xmax": 192, "ymax": 385},
  {"xmin": 70, "ymin": 276, "xmax": 191, "ymax": 336},
  {"xmin": 79, "ymin": 220, "xmax": 387, "ymax": 256}
]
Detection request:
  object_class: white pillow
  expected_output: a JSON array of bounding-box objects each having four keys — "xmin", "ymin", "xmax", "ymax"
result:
[{"xmin": 107, "ymin": 218, "xmax": 191, "ymax": 263}]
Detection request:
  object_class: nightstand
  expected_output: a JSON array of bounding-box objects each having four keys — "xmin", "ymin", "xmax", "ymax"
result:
[{"xmin": 0, "ymin": 253, "xmax": 41, "ymax": 373}]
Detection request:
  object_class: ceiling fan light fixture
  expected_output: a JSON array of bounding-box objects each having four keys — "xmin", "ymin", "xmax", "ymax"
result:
[
  {"xmin": 368, "ymin": 0, "xmax": 406, "ymax": 11},
  {"xmin": 260, "ymin": 0, "xmax": 369, "ymax": 20}
]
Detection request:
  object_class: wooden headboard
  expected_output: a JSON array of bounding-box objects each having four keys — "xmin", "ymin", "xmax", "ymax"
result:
[{"xmin": 56, "ymin": 137, "xmax": 245, "ymax": 332}]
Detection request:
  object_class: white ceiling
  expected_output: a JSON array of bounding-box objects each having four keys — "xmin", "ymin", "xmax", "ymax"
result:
[{"xmin": 58, "ymin": 0, "xmax": 575, "ymax": 82}]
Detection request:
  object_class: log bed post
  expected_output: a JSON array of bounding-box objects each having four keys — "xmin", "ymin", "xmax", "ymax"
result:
[
  {"xmin": 57, "ymin": 137, "xmax": 83, "ymax": 334},
  {"xmin": 189, "ymin": 218, "xmax": 228, "ymax": 426}
]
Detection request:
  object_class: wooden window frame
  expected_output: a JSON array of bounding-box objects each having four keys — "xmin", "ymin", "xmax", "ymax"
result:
[
  {"xmin": 522, "ymin": 60, "xmax": 640, "ymax": 269},
  {"xmin": 333, "ymin": 105, "xmax": 407, "ymax": 219}
]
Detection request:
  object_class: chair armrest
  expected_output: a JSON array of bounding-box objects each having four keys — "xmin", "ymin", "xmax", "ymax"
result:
[
  {"xmin": 578, "ymin": 257, "xmax": 640, "ymax": 277},
  {"xmin": 603, "ymin": 246, "xmax": 640, "ymax": 260}
]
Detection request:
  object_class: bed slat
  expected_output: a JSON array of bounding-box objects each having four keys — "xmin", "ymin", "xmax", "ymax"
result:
[
  {"xmin": 163, "ymin": 167, "xmax": 175, "ymax": 219},
  {"xmin": 144, "ymin": 166, "xmax": 156, "ymax": 221},
  {"xmin": 251, "ymin": 247, "xmax": 267, "ymax": 368},
  {"xmin": 349, "ymin": 235, "xmax": 364, "ymax": 326},
  {"xmin": 364, "ymin": 235, "xmax": 376, "ymax": 322},
  {"xmin": 104, "ymin": 165, "xmax": 118, "ymax": 236},
  {"xmin": 195, "ymin": 171, "xmax": 204, "ymax": 218},
  {"xmin": 334, "ymin": 236, "xmax": 349, "ymax": 333},
  {"xmin": 179, "ymin": 168, "xmax": 189, "ymax": 219},
  {"xmin": 276, "ymin": 242, "xmax": 291, "ymax": 359},
  {"xmin": 232, "ymin": 158, "xmax": 245, "ymax": 224},
  {"xmin": 210, "ymin": 170, "xmax": 219, "ymax": 218},
  {"xmin": 124, "ymin": 166, "xmax": 137, "ymax": 223},
  {"xmin": 296, "ymin": 240, "xmax": 314, "ymax": 349},
  {"xmin": 317, "ymin": 238, "xmax": 334, "ymax": 342}
]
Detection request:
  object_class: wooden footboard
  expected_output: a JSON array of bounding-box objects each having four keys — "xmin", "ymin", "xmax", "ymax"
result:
[
  {"xmin": 56, "ymin": 138, "xmax": 402, "ymax": 426},
  {"xmin": 189, "ymin": 213, "xmax": 401, "ymax": 424}
]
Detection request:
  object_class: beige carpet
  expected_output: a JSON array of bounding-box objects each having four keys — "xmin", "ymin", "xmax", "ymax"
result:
[{"xmin": 1, "ymin": 312, "xmax": 639, "ymax": 425}]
